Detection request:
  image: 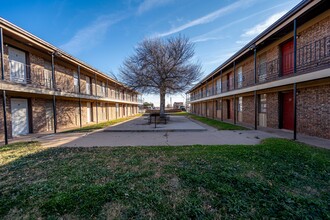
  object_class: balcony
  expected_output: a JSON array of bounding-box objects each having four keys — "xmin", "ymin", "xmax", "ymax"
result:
[{"xmin": 190, "ymin": 35, "xmax": 330, "ymax": 101}]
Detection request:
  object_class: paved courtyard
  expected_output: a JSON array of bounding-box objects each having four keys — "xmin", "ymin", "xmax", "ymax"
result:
[{"xmin": 62, "ymin": 116, "xmax": 278, "ymax": 147}]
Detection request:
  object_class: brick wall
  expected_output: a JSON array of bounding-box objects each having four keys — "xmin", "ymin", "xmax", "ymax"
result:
[
  {"xmin": 266, "ymin": 92, "xmax": 279, "ymax": 129},
  {"xmin": 31, "ymin": 98, "xmax": 47, "ymax": 133},
  {"xmin": 56, "ymin": 99, "xmax": 79, "ymax": 129},
  {"xmin": 242, "ymin": 95, "xmax": 255, "ymax": 125},
  {"xmin": 297, "ymin": 84, "xmax": 330, "ymax": 139}
]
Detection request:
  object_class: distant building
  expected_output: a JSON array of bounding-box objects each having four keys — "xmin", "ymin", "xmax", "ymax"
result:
[{"xmin": 173, "ymin": 102, "xmax": 184, "ymax": 109}]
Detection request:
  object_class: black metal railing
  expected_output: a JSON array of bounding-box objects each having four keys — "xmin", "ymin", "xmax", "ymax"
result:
[{"xmin": 191, "ymin": 35, "xmax": 330, "ymax": 101}]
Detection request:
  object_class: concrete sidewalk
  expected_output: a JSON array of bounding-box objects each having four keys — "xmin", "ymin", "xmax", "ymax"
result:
[{"xmin": 104, "ymin": 116, "xmax": 207, "ymax": 132}]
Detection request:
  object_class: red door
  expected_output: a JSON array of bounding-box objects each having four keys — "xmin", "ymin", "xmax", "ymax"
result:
[
  {"xmin": 282, "ymin": 92, "xmax": 294, "ymax": 130},
  {"xmin": 281, "ymin": 40, "xmax": 294, "ymax": 76}
]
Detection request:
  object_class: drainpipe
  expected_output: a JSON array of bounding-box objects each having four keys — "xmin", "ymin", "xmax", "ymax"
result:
[
  {"xmin": 233, "ymin": 61, "xmax": 236, "ymax": 90},
  {"xmin": 221, "ymin": 98, "xmax": 223, "ymax": 121},
  {"xmin": 51, "ymin": 53, "xmax": 57, "ymax": 133},
  {"xmin": 2, "ymin": 90, "xmax": 8, "ymax": 145},
  {"xmin": 293, "ymin": 19, "xmax": 297, "ymax": 140},
  {"xmin": 78, "ymin": 65, "xmax": 82, "ymax": 128},
  {"xmin": 0, "ymin": 27, "xmax": 4, "ymax": 80}
]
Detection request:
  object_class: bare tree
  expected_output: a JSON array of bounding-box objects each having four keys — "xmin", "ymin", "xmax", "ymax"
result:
[{"xmin": 120, "ymin": 36, "xmax": 202, "ymax": 116}]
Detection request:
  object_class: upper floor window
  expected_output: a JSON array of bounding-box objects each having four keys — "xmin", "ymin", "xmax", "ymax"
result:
[
  {"xmin": 258, "ymin": 53, "xmax": 267, "ymax": 83},
  {"xmin": 8, "ymin": 46, "xmax": 27, "ymax": 83},
  {"xmin": 237, "ymin": 67, "xmax": 243, "ymax": 88},
  {"xmin": 74, "ymin": 72, "xmax": 79, "ymax": 93},
  {"xmin": 216, "ymin": 78, "xmax": 221, "ymax": 94},
  {"xmin": 44, "ymin": 68, "xmax": 53, "ymax": 89},
  {"xmin": 86, "ymin": 76, "xmax": 91, "ymax": 95},
  {"xmin": 101, "ymin": 82, "xmax": 106, "ymax": 96}
]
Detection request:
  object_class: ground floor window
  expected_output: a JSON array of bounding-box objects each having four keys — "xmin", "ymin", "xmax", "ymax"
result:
[
  {"xmin": 237, "ymin": 97, "xmax": 243, "ymax": 112},
  {"xmin": 259, "ymin": 94, "xmax": 267, "ymax": 113}
]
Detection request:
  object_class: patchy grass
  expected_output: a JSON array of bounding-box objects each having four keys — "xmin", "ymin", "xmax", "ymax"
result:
[
  {"xmin": 1, "ymin": 138, "xmax": 329, "ymax": 219},
  {"xmin": 63, "ymin": 114, "xmax": 142, "ymax": 133},
  {"xmin": 189, "ymin": 114, "xmax": 248, "ymax": 130},
  {"xmin": 0, "ymin": 141, "xmax": 45, "ymax": 165},
  {"xmin": 170, "ymin": 111, "xmax": 189, "ymax": 115}
]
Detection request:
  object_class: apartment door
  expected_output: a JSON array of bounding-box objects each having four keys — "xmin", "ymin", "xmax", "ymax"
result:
[
  {"xmin": 87, "ymin": 102, "xmax": 91, "ymax": 123},
  {"xmin": 11, "ymin": 98, "xmax": 29, "ymax": 136},
  {"xmin": 281, "ymin": 40, "xmax": 294, "ymax": 76},
  {"xmin": 9, "ymin": 47, "xmax": 27, "ymax": 83},
  {"xmin": 282, "ymin": 91, "xmax": 294, "ymax": 130}
]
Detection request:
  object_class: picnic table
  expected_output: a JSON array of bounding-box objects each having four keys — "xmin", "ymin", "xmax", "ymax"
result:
[{"xmin": 146, "ymin": 113, "xmax": 170, "ymax": 128}]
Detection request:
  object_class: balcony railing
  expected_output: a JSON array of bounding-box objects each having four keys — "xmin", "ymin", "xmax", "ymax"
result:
[
  {"xmin": 0, "ymin": 56, "xmax": 139, "ymax": 103},
  {"xmin": 190, "ymin": 35, "xmax": 330, "ymax": 101}
]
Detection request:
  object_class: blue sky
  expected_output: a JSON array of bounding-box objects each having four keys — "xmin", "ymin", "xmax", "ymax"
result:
[{"xmin": 0, "ymin": 0, "xmax": 301, "ymax": 106}]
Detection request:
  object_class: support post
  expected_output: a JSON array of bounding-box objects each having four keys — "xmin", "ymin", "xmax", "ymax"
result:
[
  {"xmin": 221, "ymin": 98, "xmax": 223, "ymax": 121},
  {"xmin": 293, "ymin": 83, "xmax": 297, "ymax": 140},
  {"xmin": 0, "ymin": 27, "xmax": 5, "ymax": 80},
  {"xmin": 52, "ymin": 95, "xmax": 57, "ymax": 133},
  {"xmin": 233, "ymin": 61, "xmax": 236, "ymax": 90},
  {"xmin": 234, "ymin": 95, "xmax": 237, "ymax": 124},
  {"xmin": 293, "ymin": 19, "xmax": 297, "ymax": 75},
  {"xmin": 78, "ymin": 66, "xmax": 82, "ymax": 127},
  {"xmin": 2, "ymin": 90, "xmax": 8, "ymax": 145},
  {"xmin": 293, "ymin": 19, "xmax": 297, "ymax": 140},
  {"xmin": 96, "ymin": 102, "xmax": 99, "ymax": 123},
  {"xmin": 254, "ymin": 91, "xmax": 258, "ymax": 130},
  {"xmin": 254, "ymin": 48, "xmax": 257, "ymax": 84},
  {"xmin": 94, "ymin": 74, "xmax": 97, "ymax": 96},
  {"xmin": 51, "ymin": 53, "xmax": 57, "ymax": 133}
]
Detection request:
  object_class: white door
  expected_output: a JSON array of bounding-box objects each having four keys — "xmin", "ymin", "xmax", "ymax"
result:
[
  {"xmin": 11, "ymin": 98, "xmax": 29, "ymax": 136},
  {"xmin": 9, "ymin": 47, "xmax": 27, "ymax": 83},
  {"xmin": 87, "ymin": 102, "xmax": 91, "ymax": 123}
]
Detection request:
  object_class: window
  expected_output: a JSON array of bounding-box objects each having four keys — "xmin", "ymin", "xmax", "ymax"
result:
[
  {"xmin": 259, "ymin": 94, "xmax": 267, "ymax": 113},
  {"xmin": 216, "ymin": 78, "xmax": 221, "ymax": 94},
  {"xmin": 238, "ymin": 97, "xmax": 243, "ymax": 112},
  {"xmin": 86, "ymin": 76, "xmax": 91, "ymax": 95},
  {"xmin": 237, "ymin": 67, "xmax": 243, "ymax": 88},
  {"xmin": 258, "ymin": 53, "xmax": 267, "ymax": 82},
  {"xmin": 101, "ymin": 82, "xmax": 106, "ymax": 96},
  {"xmin": 74, "ymin": 72, "xmax": 79, "ymax": 93},
  {"xmin": 44, "ymin": 68, "xmax": 53, "ymax": 89},
  {"xmin": 8, "ymin": 46, "xmax": 27, "ymax": 83}
]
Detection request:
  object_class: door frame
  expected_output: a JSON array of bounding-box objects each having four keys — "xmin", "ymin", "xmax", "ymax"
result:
[{"xmin": 11, "ymin": 98, "xmax": 30, "ymax": 137}]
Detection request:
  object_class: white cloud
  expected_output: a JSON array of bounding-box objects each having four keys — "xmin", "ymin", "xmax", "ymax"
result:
[
  {"xmin": 241, "ymin": 11, "xmax": 287, "ymax": 38},
  {"xmin": 137, "ymin": 0, "xmax": 173, "ymax": 15},
  {"xmin": 156, "ymin": 0, "xmax": 255, "ymax": 37},
  {"xmin": 191, "ymin": 2, "xmax": 291, "ymax": 43},
  {"xmin": 60, "ymin": 15, "xmax": 125, "ymax": 55},
  {"xmin": 192, "ymin": 36, "xmax": 224, "ymax": 43}
]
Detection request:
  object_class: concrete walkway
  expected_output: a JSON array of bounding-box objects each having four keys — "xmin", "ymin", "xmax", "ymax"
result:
[
  {"xmin": 104, "ymin": 116, "xmax": 207, "ymax": 132},
  {"xmin": 1, "ymin": 116, "xmax": 329, "ymax": 149}
]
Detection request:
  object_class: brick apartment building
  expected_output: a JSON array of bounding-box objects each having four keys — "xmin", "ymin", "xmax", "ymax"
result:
[
  {"xmin": 0, "ymin": 18, "xmax": 141, "ymax": 144},
  {"xmin": 188, "ymin": 0, "xmax": 330, "ymax": 140}
]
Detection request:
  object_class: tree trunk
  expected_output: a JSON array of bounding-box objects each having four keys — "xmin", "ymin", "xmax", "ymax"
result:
[{"xmin": 160, "ymin": 90, "xmax": 166, "ymax": 117}]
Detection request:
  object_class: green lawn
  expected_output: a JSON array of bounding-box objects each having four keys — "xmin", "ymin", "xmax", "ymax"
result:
[
  {"xmin": 1, "ymin": 139, "xmax": 329, "ymax": 219},
  {"xmin": 63, "ymin": 114, "xmax": 142, "ymax": 133},
  {"xmin": 189, "ymin": 114, "xmax": 248, "ymax": 130}
]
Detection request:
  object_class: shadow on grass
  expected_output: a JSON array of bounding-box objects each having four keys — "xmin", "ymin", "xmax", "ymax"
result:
[{"xmin": 0, "ymin": 138, "xmax": 329, "ymax": 219}]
